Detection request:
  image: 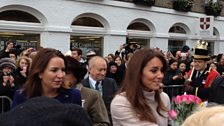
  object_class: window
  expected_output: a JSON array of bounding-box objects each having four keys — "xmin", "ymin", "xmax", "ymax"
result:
[
  {"xmin": 72, "ymin": 17, "xmax": 103, "ymax": 27},
  {"xmin": 70, "ymin": 36, "xmax": 102, "ymax": 57},
  {"xmin": 127, "ymin": 22, "xmax": 150, "ymax": 31},
  {"xmin": 0, "ymin": 32, "xmax": 40, "ymax": 51},
  {"xmin": 0, "ymin": 10, "xmax": 40, "ymax": 23},
  {"xmin": 169, "ymin": 26, "xmax": 186, "ymax": 34}
]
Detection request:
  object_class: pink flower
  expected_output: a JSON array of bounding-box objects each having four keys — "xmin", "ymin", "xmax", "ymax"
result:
[
  {"xmin": 168, "ymin": 110, "xmax": 177, "ymax": 119},
  {"xmin": 173, "ymin": 95, "xmax": 182, "ymax": 104},
  {"xmin": 185, "ymin": 95, "xmax": 195, "ymax": 104},
  {"xmin": 170, "ymin": 94, "xmax": 202, "ymax": 124},
  {"xmin": 194, "ymin": 96, "xmax": 202, "ymax": 104}
]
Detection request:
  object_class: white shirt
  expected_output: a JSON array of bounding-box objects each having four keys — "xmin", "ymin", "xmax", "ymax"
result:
[{"xmin": 88, "ymin": 76, "xmax": 102, "ymax": 96}]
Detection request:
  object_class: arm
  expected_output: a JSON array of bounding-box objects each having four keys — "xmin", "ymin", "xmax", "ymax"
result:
[
  {"xmin": 86, "ymin": 89, "xmax": 110, "ymax": 126},
  {"xmin": 111, "ymin": 94, "xmax": 158, "ymax": 126},
  {"xmin": 71, "ymin": 88, "xmax": 82, "ymax": 106},
  {"xmin": 11, "ymin": 90, "xmax": 26, "ymax": 108}
]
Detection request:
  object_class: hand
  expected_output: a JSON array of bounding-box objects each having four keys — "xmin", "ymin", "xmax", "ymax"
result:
[
  {"xmin": 173, "ymin": 75, "xmax": 181, "ymax": 80},
  {"xmin": 3, "ymin": 76, "xmax": 9, "ymax": 83},
  {"xmin": 3, "ymin": 76, "xmax": 9, "ymax": 86},
  {"xmin": 20, "ymin": 67, "xmax": 27, "ymax": 76},
  {"xmin": 8, "ymin": 75, "xmax": 14, "ymax": 84},
  {"xmin": 22, "ymin": 66, "xmax": 27, "ymax": 72}
]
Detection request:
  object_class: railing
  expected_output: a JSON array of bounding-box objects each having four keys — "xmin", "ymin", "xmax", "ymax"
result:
[
  {"xmin": 163, "ymin": 85, "xmax": 184, "ymax": 99},
  {"xmin": 0, "ymin": 96, "xmax": 12, "ymax": 113}
]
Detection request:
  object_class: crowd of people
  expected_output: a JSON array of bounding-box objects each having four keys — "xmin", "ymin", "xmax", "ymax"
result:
[{"xmin": 0, "ymin": 40, "xmax": 224, "ymax": 126}]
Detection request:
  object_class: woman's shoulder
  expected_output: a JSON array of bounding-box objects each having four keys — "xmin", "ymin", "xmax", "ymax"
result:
[
  {"xmin": 160, "ymin": 92, "xmax": 170, "ymax": 100},
  {"xmin": 57, "ymin": 88, "xmax": 81, "ymax": 105},
  {"xmin": 160, "ymin": 92, "xmax": 170, "ymax": 105},
  {"xmin": 58, "ymin": 88, "xmax": 81, "ymax": 100},
  {"xmin": 14, "ymin": 89, "xmax": 26, "ymax": 96},
  {"xmin": 11, "ymin": 89, "xmax": 27, "ymax": 108},
  {"xmin": 70, "ymin": 88, "xmax": 81, "ymax": 94},
  {"xmin": 60, "ymin": 88, "xmax": 80, "ymax": 94},
  {"xmin": 112, "ymin": 93, "xmax": 129, "ymax": 105}
]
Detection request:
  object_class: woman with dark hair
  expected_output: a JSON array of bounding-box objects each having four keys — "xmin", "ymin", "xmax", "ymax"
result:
[
  {"xmin": 111, "ymin": 48, "xmax": 170, "ymax": 126},
  {"xmin": 114, "ymin": 55, "xmax": 123, "ymax": 66},
  {"xmin": 12, "ymin": 48, "xmax": 82, "ymax": 108},
  {"xmin": 106, "ymin": 61, "xmax": 119, "ymax": 84},
  {"xmin": 163, "ymin": 58, "xmax": 185, "ymax": 86},
  {"xmin": 63, "ymin": 56, "xmax": 110, "ymax": 126}
]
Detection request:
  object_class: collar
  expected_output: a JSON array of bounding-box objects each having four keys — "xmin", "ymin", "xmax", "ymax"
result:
[
  {"xmin": 89, "ymin": 76, "xmax": 101, "ymax": 88},
  {"xmin": 143, "ymin": 90, "xmax": 155, "ymax": 101}
]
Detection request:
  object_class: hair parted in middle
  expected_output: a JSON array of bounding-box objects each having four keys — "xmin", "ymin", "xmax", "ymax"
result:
[{"xmin": 117, "ymin": 48, "xmax": 168, "ymax": 123}]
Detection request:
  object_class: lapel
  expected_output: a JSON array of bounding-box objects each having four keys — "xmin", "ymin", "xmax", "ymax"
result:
[
  {"xmin": 83, "ymin": 77, "xmax": 91, "ymax": 88},
  {"xmin": 102, "ymin": 78, "xmax": 109, "ymax": 97},
  {"xmin": 101, "ymin": 79, "xmax": 105, "ymax": 96}
]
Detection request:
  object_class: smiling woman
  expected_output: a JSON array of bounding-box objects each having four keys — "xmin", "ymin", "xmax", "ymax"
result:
[
  {"xmin": 111, "ymin": 48, "xmax": 170, "ymax": 126},
  {"xmin": 11, "ymin": 48, "xmax": 82, "ymax": 108}
]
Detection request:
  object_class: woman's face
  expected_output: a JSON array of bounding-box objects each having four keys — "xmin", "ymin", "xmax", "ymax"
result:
[
  {"xmin": 179, "ymin": 63, "xmax": 186, "ymax": 72},
  {"xmin": 109, "ymin": 65, "xmax": 117, "ymax": 74},
  {"xmin": 39, "ymin": 57, "xmax": 66, "ymax": 90},
  {"xmin": 170, "ymin": 61, "xmax": 178, "ymax": 70},
  {"xmin": 141, "ymin": 57, "xmax": 164, "ymax": 91},
  {"xmin": 115, "ymin": 57, "xmax": 122, "ymax": 66},
  {"xmin": 2, "ymin": 66, "xmax": 12, "ymax": 75},
  {"xmin": 107, "ymin": 55, "xmax": 114, "ymax": 62},
  {"xmin": 19, "ymin": 59, "xmax": 28, "ymax": 69}
]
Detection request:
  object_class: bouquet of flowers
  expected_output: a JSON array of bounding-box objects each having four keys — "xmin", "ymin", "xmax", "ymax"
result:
[{"xmin": 169, "ymin": 94, "xmax": 202, "ymax": 125}]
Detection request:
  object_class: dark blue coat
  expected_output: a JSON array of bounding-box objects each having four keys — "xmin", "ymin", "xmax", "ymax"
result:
[{"xmin": 11, "ymin": 88, "xmax": 82, "ymax": 108}]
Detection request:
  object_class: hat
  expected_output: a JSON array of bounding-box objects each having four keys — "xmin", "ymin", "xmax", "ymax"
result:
[
  {"xmin": 64, "ymin": 50, "xmax": 71, "ymax": 56},
  {"xmin": 0, "ymin": 58, "xmax": 17, "ymax": 70},
  {"xmin": 0, "ymin": 97, "xmax": 92, "ymax": 126},
  {"xmin": 108, "ymin": 61, "xmax": 118, "ymax": 68},
  {"xmin": 193, "ymin": 40, "xmax": 209, "ymax": 60},
  {"xmin": 86, "ymin": 50, "xmax": 96, "ymax": 57},
  {"xmin": 181, "ymin": 45, "xmax": 190, "ymax": 53}
]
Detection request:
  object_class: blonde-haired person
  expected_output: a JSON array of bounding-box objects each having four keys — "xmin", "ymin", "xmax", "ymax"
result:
[
  {"xmin": 182, "ymin": 106, "xmax": 224, "ymax": 126},
  {"xmin": 15, "ymin": 56, "xmax": 31, "ymax": 87}
]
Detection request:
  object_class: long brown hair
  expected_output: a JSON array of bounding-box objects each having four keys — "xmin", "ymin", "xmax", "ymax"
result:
[
  {"xmin": 117, "ymin": 48, "xmax": 168, "ymax": 123},
  {"xmin": 23, "ymin": 48, "xmax": 67, "ymax": 98}
]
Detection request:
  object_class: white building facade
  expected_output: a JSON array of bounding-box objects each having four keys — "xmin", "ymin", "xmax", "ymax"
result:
[{"xmin": 0, "ymin": 0, "xmax": 224, "ymax": 56}]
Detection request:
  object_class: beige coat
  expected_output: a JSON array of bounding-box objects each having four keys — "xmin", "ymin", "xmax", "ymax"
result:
[{"xmin": 111, "ymin": 91, "xmax": 170, "ymax": 126}]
